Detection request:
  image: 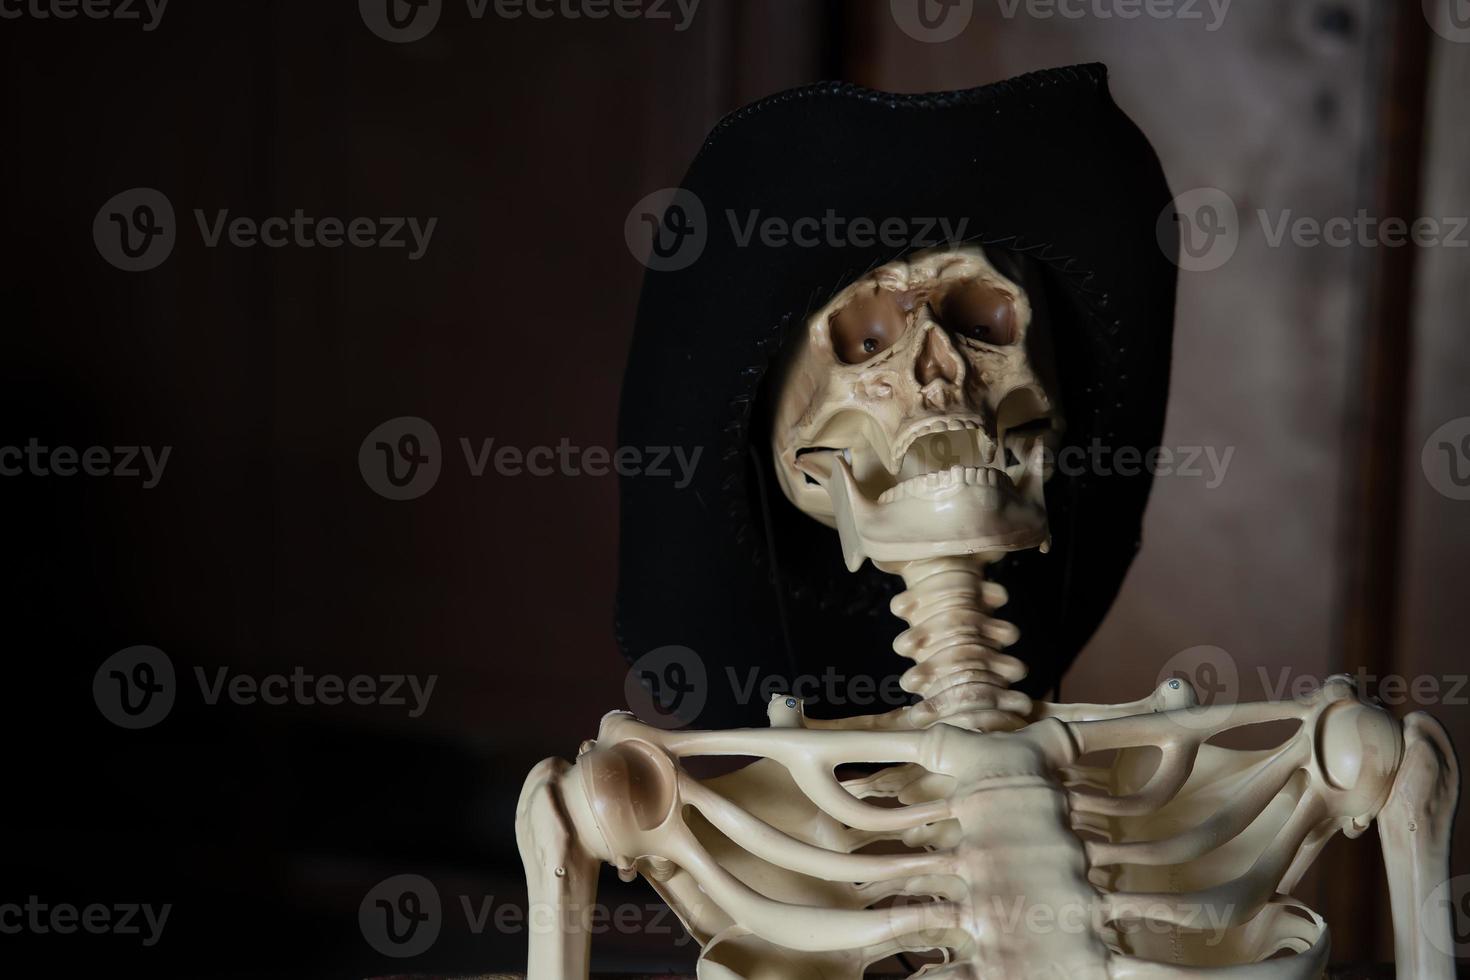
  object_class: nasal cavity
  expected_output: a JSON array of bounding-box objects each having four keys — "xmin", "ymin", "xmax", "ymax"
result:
[{"xmin": 916, "ymin": 327, "xmax": 962, "ymax": 387}]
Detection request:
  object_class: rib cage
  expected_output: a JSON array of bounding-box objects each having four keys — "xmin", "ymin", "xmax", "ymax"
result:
[
  {"xmin": 516, "ymin": 558, "xmax": 1458, "ymax": 979},
  {"xmin": 553, "ymin": 684, "xmax": 1371, "ymax": 978}
]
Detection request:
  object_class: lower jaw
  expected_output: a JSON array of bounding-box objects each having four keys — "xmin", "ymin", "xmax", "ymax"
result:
[{"xmin": 827, "ymin": 459, "xmax": 1048, "ymax": 571}]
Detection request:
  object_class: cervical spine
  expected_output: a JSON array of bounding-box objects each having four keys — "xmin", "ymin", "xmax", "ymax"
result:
[{"xmin": 885, "ymin": 555, "xmax": 1034, "ymax": 731}]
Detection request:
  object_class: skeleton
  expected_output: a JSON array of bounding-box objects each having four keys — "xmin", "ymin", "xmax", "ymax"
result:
[{"xmin": 516, "ymin": 248, "xmax": 1460, "ymax": 978}]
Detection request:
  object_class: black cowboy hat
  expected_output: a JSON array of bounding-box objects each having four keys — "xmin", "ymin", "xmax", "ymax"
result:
[{"xmin": 616, "ymin": 64, "xmax": 1178, "ymax": 729}]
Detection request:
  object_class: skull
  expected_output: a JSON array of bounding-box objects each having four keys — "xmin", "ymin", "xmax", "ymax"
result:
[{"xmin": 771, "ymin": 246, "xmax": 1062, "ymax": 571}]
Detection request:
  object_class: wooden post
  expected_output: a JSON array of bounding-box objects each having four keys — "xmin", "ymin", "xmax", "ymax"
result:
[{"xmin": 1328, "ymin": 0, "xmax": 1435, "ymax": 964}]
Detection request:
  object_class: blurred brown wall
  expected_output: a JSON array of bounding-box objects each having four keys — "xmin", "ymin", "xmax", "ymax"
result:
[{"xmin": 4, "ymin": 0, "xmax": 1465, "ymax": 974}]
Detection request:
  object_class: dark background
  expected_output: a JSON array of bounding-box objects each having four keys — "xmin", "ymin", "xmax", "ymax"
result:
[{"xmin": 2, "ymin": 0, "xmax": 1468, "ymax": 976}]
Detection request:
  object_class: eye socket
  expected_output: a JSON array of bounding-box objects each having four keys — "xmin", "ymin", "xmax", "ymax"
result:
[
  {"xmin": 829, "ymin": 289, "xmax": 907, "ymax": 364},
  {"xmin": 937, "ymin": 279, "xmax": 1018, "ymax": 347}
]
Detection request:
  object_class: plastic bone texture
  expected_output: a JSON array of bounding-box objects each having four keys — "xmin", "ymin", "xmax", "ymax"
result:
[{"xmin": 516, "ymin": 248, "xmax": 1461, "ymax": 979}]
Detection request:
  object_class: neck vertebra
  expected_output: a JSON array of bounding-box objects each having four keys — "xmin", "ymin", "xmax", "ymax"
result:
[{"xmin": 884, "ymin": 555, "xmax": 1033, "ymax": 731}]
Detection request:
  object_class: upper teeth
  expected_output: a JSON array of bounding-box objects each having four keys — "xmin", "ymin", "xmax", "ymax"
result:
[{"xmin": 892, "ymin": 417, "xmax": 985, "ymax": 468}]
